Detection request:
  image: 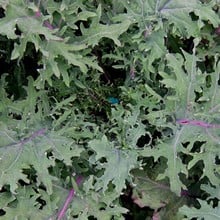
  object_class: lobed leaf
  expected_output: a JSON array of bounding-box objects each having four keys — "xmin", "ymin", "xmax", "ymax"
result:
[
  {"xmin": 179, "ymin": 199, "xmax": 220, "ymax": 219},
  {"xmin": 88, "ymin": 136, "xmax": 138, "ymax": 193}
]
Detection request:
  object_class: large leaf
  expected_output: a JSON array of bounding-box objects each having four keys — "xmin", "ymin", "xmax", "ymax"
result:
[
  {"xmin": 79, "ymin": 5, "xmax": 131, "ymax": 46},
  {"xmin": 88, "ymin": 135, "xmax": 138, "ymax": 193},
  {"xmin": 159, "ymin": 0, "xmax": 219, "ymax": 36},
  {"xmin": 0, "ymin": 124, "xmax": 83, "ymax": 194},
  {"xmin": 0, "ymin": 187, "xmax": 55, "ymax": 220},
  {"xmin": 201, "ymin": 184, "xmax": 220, "ymax": 200},
  {"xmin": 0, "ymin": 1, "xmax": 61, "ymax": 41},
  {"xmin": 159, "ymin": 39, "xmax": 201, "ymax": 113},
  {"xmin": 0, "ymin": 1, "xmax": 103, "ymax": 87},
  {"xmin": 142, "ymin": 29, "xmax": 167, "ymax": 72},
  {"xmin": 120, "ymin": 0, "xmax": 219, "ymax": 37},
  {"xmin": 131, "ymin": 170, "xmax": 186, "ymax": 220},
  {"xmin": 132, "ymin": 170, "xmax": 177, "ymax": 209},
  {"xmin": 140, "ymin": 128, "xmax": 188, "ymax": 195},
  {"xmin": 66, "ymin": 189, "xmax": 128, "ymax": 220},
  {"xmin": 179, "ymin": 199, "xmax": 220, "ymax": 220}
]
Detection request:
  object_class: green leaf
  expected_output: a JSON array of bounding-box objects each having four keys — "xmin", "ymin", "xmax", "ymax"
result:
[
  {"xmin": 201, "ymin": 184, "xmax": 220, "ymax": 200},
  {"xmin": 44, "ymin": 41, "xmax": 88, "ymax": 74},
  {"xmin": 141, "ymin": 130, "xmax": 188, "ymax": 195},
  {"xmin": 179, "ymin": 199, "xmax": 220, "ymax": 220},
  {"xmin": 0, "ymin": 1, "xmax": 62, "ymax": 42},
  {"xmin": 158, "ymin": 0, "xmax": 219, "ymax": 37},
  {"xmin": 0, "ymin": 0, "xmax": 9, "ymax": 9},
  {"xmin": 188, "ymin": 148, "xmax": 220, "ymax": 187},
  {"xmin": 68, "ymin": 189, "xmax": 128, "ymax": 220},
  {"xmin": 143, "ymin": 30, "xmax": 167, "ymax": 72},
  {"xmin": 1, "ymin": 0, "xmax": 220, "ymax": 219},
  {"xmin": 201, "ymin": 57, "xmax": 220, "ymax": 114},
  {"xmin": 1, "ymin": 0, "xmax": 102, "ymax": 86},
  {"xmin": 194, "ymin": 1, "xmax": 219, "ymax": 28},
  {"xmin": 159, "ymin": 52, "xmax": 189, "ymax": 106},
  {"xmin": 0, "ymin": 187, "xmax": 53, "ymax": 220},
  {"xmin": 0, "ymin": 124, "xmax": 83, "ymax": 194},
  {"xmin": 0, "ymin": 192, "xmax": 15, "ymax": 209},
  {"xmin": 144, "ymin": 83, "xmax": 162, "ymax": 101},
  {"xmin": 88, "ymin": 136, "xmax": 138, "ymax": 193},
  {"xmin": 109, "ymin": 106, "xmax": 147, "ymax": 148},
  {"xmin": 66, "ymin": 11, "xmax": 97, "ymax": 29},
  {"xmin": 79, "ymin": 5, "xmax": 131, "ymax": 46},
  {"xmin": 159, "ymin": 40, "xmax": 200, "ymax": 112},
  {"xmin": 159, "ymin": 0, "xmax": 200, "ymax": 37},
  {"xmin": 132, "ymin": 170, "xmax": 176, "ymax": 210},
  {"xmin": 131, "ymin": 169, "xmax": 186, "ymax": 220}
]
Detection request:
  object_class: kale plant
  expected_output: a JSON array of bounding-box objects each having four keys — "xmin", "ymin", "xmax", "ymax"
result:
[{"xmin": 0, "ymin": 0, "xmax": 219, "ymax": 219}]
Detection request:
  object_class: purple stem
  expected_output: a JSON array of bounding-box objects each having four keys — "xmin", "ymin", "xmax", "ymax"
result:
[
  {"xmin": 34, "ymin": 10, "xmax": 41, "ymax": 18},
  {"xmin": 34, "ymin": 9, "xmax": 54, "ymax": 30},
  {"xmin": 4, "ymin": 128, "xmax": 47, "ymax": 148},
  {"xmin": 176, "ymin": 119, "xmax": 220, "ymax": 128},
  {"xmin": 20, "ymin": 128, "xmax": 47, "ymax": 145},
  {"xmin": 57, "ymin": 189, "xmax": 75, "ymax": 220},
  {"xmin": 43, "ymin": 20, "xmax": 54, "ymax": 30},
  {"xmin": 180, "ymin": 189, "xmax": 190, "ymax": 197},
  {"xmin": 130, "ymin": 67, "xmax": 135, "ymax": 79},
  {"xmin": 57, "ymin": 176, "xmax": 83, "ymax": 220}
]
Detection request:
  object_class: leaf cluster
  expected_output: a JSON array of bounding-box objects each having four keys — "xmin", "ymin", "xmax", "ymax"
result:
[{"xmin": 0, "ymin": 0, "xmax": 219, "ymax": 219}]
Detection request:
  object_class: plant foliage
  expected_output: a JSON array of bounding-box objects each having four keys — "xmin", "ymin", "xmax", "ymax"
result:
[{"xmin": 0, "ymin": 0, "xmax": 219, "ymax": 219}]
